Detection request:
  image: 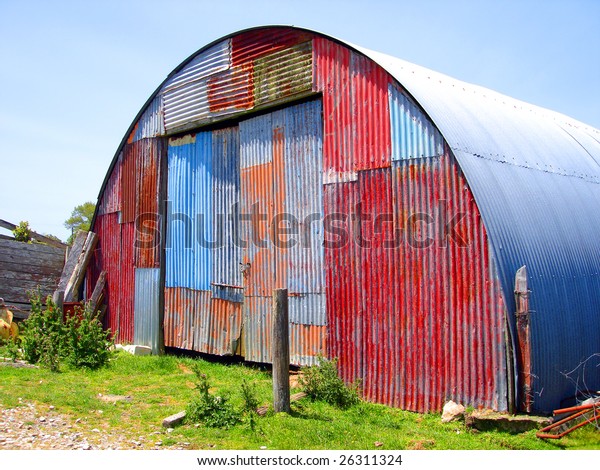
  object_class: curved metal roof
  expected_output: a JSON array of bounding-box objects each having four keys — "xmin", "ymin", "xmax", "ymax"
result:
[{"xmin": 95, "ymin": 26, "xmax": 600, "ymax": 411}]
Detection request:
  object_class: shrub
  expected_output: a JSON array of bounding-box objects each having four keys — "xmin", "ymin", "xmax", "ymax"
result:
[
  {"xmin": 20, "ymin": 291, "xmax": 114, "ymax": 371},
  {"xmin": 64, "ymin": 303, "xmax": 114, "ymax": 370},
  {"xmin": 240, "ymin": 379, "xmax": 260, "ymax": 430},
  {"xmin": 12, "ymin": 221, "xmax": 32, "ymax": 243},
  {"xmin": 20, "ymin": 293, "xmax": 65, "ymax": 371},
  {"xmin": 186, "ymin": 367, "xmax": 241, "ymax": 428},
  {"xmin": 300, "ymin": 357, "xmax": 361, "ymax": 409}
]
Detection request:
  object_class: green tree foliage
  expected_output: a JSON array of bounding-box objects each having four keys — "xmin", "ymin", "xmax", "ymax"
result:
[
  {"xmin": 64, "ymin": 201, "xmax": 95, "ymax": 244},
  {"xmin": 12, "ymin": 221, "xmax": 32, "ymax": 242}
]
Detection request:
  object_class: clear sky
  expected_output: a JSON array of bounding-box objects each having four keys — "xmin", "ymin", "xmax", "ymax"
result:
[{"xmin": 1, "ymin": 0, "xmax": 598, "ymax": 242}]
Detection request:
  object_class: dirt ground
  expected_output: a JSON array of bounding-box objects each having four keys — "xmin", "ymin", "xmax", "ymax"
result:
[{"xmin": 0, "ymin": 400, "xmax": 186, "ymax": 450}]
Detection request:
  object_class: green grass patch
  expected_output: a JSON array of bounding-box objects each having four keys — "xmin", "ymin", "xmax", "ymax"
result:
[{"xmin": 0, "ymin": 352, "xmax": 598, "ymax": 450}]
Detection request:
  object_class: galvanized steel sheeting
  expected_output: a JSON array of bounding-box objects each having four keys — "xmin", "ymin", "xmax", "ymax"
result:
[{"xmin": 134, "ymin": 268, "xmax": 161, "ymax": 354}]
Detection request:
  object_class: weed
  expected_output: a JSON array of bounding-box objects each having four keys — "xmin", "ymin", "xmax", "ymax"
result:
[
  {"xmin": 300, "ymin": 357, "xmax": 361, "ymax": 409},
  {"xmin": 186, "ymin": 366, "xmax": 241, "ymax": 428},
  {"xmin": 240, "ymin": 379, "xmax": 260, "ymax": 430}
]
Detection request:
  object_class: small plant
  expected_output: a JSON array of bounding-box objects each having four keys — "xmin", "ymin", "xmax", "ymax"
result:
[
  {"xmin": 186, "ymin": 366, "xmax": 241, "ymax": 428},
  {"xmin": 300, "ymin": 357, "xmax": 361, "ymax": 409},
  {"xmin": 12, "ymin": 221, "xmax": 32, "ymax": 242},
  {"xmin": 240, "ymin": 379, "xmax": 260, "ymax": 430}
]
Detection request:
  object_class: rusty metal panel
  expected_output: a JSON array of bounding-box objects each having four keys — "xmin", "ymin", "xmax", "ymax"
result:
[
  {"xmin": 121, "ymin": 144, "xmax": 137, "ymax": 223},
  {"xmin": 134, "ymin": 138, "xmax": 161, "ymax": 268},
  {"xmin": 162, "ymin": 40, "xmax": 231, "ymax": 131},
  {"xmin": 212, "ymin": 127, "xmax": 243, "ymax": 303},
  {"xmin": 231, "ymin": 28, "xmax": 313, "ymax": 66},
  {"xmin": 93, "ymin": 213, "xmax": 135, "ymax": 344},
  {"xmin": 133, "ymin": 268, "xmax": 161, "ymax": 354},
  {"xmin": 208, "ymin": 298, "xmax": 243, "ymax": 356},
  {"xmin": 207, "ymin": 65, "xmax": 254, "ymax": 114},
  {"xmin": 191, "ymin": 289, "xmax": 213, "ymax": 354},
  {"xmin": 133, "ymin": 96, "xmax": 165, "ymax": 142},
  {"xmin": 240, "ymin": 112, "xmax": 273, "ymax": 168},
  {"xmin": 388, "ymin": 83, "xmax": 443, "ymax": 160},
  {"xmin": 98, "ymin": 151, "xmax": 122, "ymax": 215},
  {"xmin": 325, "ymin": 153, "xmax": 508, "ymax": 412},
  {"xmin": 290, "ymin": 322, "xmax": 326, "ymax": 366},
  {"xmin": 289, "ymin": 293, "xmax": 326, "ymax": 327},
  {"xmin": 242, "ymin": 296, "xmax": 271, "ymax": 363},
  {"xmin": 253, "ymin": 41, "xmax": 313, "ymax": 107},
  {"xmin": 165, "ymin": 132, "xmax": 213, "ymax": 290},
  {"xmin": 313, "ymin": 37, "xmax": 354, "ymax": 176},
  {"xmin": 163, "ymin": 287, "xmax": 196, "ymax": 350},
  {"xmin": 314, "ymin": 38, "xmax": 391, "ymax": 174},
  {"xmin": 350, "ymin": 52, "xmax": 391, "ymax": 170}
]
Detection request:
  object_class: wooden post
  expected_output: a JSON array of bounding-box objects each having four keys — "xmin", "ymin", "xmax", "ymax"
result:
[
  {"xmin": 272, "ymin": 288, "xmax": 290, "ymax": 413},
  {"xmin": 52, "ymin": 290, "xmax": 64, "ymax": 316},
  {"xmin": 515, "ymin": 265, "xmax": 532, "ymax": 413}
]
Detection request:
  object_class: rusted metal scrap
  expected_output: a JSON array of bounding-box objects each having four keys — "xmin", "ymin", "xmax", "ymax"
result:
[{"xmin": 536, "ymin": 401, "xmax": 600, "ymax": 439}]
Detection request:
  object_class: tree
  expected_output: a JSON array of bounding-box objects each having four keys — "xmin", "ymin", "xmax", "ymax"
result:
[{"xmin": 64, "ymin": 202, "xmax": 95, "ymax": 244}]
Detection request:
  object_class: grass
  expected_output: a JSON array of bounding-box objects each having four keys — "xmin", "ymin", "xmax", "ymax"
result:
[{"xmin": 0, "ymin": 351, "xmax": 598, "ymax": 450}]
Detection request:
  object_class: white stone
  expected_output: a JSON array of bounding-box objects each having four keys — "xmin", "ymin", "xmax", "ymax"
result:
[
  {"xmin": 441, "ymin": 400, "xmax": 465, "ymax": 423},
  {"xmin": 115, "ymin": 344, "xmax": 152, "ymax": 356}
]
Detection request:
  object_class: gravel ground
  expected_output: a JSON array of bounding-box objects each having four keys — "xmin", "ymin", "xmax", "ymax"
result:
[{"xmin": 0, "ymin": 400, "xmax": 188, "ymax": 450}]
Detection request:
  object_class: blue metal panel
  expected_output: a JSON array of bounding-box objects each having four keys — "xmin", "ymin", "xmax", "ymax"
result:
[
  {"xmin": 212, "ymin": 127, "xmax": 243, "ymax": 302},
  {"xmin": 388, "ymin": 84, "xmax": 443, "ymax": 160},
  {"xmin": 166, "ymin": 132, "xmax": 213, "ymax": 290},
  {"xmin": 133, "ymin": 268, "xmax": 161, "ymax": 354}
]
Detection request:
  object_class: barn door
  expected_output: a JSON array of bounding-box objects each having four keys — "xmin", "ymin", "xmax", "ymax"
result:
[{"xmin": 239, "ymin": 100, "xmax": 325, "ymax": 364}]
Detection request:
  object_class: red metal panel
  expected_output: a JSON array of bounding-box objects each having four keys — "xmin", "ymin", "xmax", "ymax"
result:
[
  {"xmin": 290, "ymin": 323, "xmax": 326, "ymax": 366},
  {"xmin": 121, "ymin": 143, "xmax": 137, "ymax": 223},
  {"xmin": 325, "ymin": 152, "xmax": 508, "ymax": 412},
  {"xmin": 98, "ymin": 152, "xmax": 122, "ymax": 215},
  {"xmin": 313, "ymin": 38, "xmax": 391, "ymax": 174},
  {"xmin": 163, "ymin": 287, "xmax": 196, "ymax": 350},
  {"xmin": 231, "ymin": 28, "xmax": 313, "ymax": 66},
  {"xmin": 134, "ymin": 138, "xmax": 161, "ymax": 268},
  {"xmin": 92, "ymin": 213, "xmax": 134, "ymax": 344},
  {"xmin": 208, "ymin": 298, "xmax": 243, "ymax": 356},
  {"xmin": 313, "ymin": 38, "xmax": 354, "ymax": 175}
]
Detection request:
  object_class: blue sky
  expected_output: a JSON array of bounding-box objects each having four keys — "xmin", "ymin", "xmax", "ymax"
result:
[{"xmin": 1, "ymin": 0, "xmax": 598, "ymax": 241}]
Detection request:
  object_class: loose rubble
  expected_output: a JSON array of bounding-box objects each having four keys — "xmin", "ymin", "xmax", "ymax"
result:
[{"xmin": 0, "ymin": 401, "xmax": 189, "ymax": 450}]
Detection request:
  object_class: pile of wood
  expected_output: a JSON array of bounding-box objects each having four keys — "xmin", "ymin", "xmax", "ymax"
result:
[{"xmin": 53, "ymin": 230, "xmax": 106, "ymax": 319}]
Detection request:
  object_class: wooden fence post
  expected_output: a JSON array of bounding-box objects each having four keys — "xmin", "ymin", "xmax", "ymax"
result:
[{"xmin": 272, "ymin": 288, "xmax": 290, "ymax": 413}]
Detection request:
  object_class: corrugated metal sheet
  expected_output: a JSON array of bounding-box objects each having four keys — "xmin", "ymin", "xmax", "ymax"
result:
[
  {"xmin": 212, "ymin": 127, "xmax": 243, "ymax": 303},
  {"xmin": 98, "ymin": 151, "xmax": 122, "ymax": 215},
  {"xmin": 231, "ymin": 28, "xmax": 313, "ymax": 66},
  {"xmin": 361, "ymin": 44, "xmax": 600, "ymax": 412},
  {"xmin": 242, "ymin": 296, "xmax": 271, "ymax": 363},
  {"xmin": 134, "ymin": 138, "xmax": 161, "ymax": 268},
  {"xmin": 163, "ymin": 286, "xmax": 197, "ymax": 350},
  {"xmin": 207, "ymin": 65, "xmax": 254, "ymax": 114},
  {"xmin": 325, "ymin": 153, "xmax": 507, "ymax": 412},
  {"xmin": 314, "ymin": 38, "xmax": 391, "ymax": 173},
  {"xmin": 121, "ymin": 144, "xmax": 137, "ymax": 223},
  {"xmin": 132, "ymin": 96, "xmax": 165, "ymax": 142},
  {"xmin": 133, "ymin": 268, "xmax": 161, "ymax": 354},
  {"xmin": 253, "ymin": 41, "xmax": 313, "ymax": 107},
  {"xmin": 209, "ymin": 298, "xmax": 243, "ymax": 356},
  {"xmin": 165, "ymin": 132, "xmax": 213, "ymax": 290},
  {"xmin": 290, "ymin": 323, "xmax": 326, "ymax": 366},
  {"xmin": 162, "ymin": 40, "xmax": 231, "ymax": 131},
  {"xmin": 389, "ymin": 83, "xmax": 443, "ymax": 160},
  {"xmin": 94, "ymin": 214, "xmax": 135, "ymax": 344},
  {"xmin": 282, "ymin": 100, "xmax": 325, "ymax": 294}
]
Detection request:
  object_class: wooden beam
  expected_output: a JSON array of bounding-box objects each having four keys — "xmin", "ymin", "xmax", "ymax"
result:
[
  {"xmin": 88, "ymin": 271, "xmax": 106, "ymax": 316},
  {"xmin": 57, "ymin": 231, "xmax": 98, "ymax": 302},
  {"xmin": 272, "ymin": 288, "xmax": 291, "ymax": 414},
  {"xmin": 0, "ymin": 219, "xmax": 66, "ymax": 248}
]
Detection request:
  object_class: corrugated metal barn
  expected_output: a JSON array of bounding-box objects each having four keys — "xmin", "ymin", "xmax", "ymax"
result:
[{"xmin": 87, "ymin": 26, "xmax": 600, "ymax": 414}]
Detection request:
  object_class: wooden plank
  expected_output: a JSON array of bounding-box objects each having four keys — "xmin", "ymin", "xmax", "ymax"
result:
[
  {"xmin": 57, "ymin": 231, "xmax": 87, "ymax": 293},
  {"xmin": 0, "ymin": 260, "xmax": 62, "ymax": 276},
  {"xmin": 88, "ymin": 271, "xmax": 106, "ymax": 315},
  {"xmin": 515, "ymin": 265, "xmax": 532, "ymax": 413},
  {"xmin": 62, "ymin": 231, "xmax": 98, "ymax": 302},
  {"xmin": 0, "ymin": 239, "xmax": 66, "ymax": 257},
  {"xmin": 1, "ymin": 269, "xmax": 61, "ymax": 284},
  {"xmin": 0, "ymin": 219, "xmax": 66, "ymax": 248}
]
